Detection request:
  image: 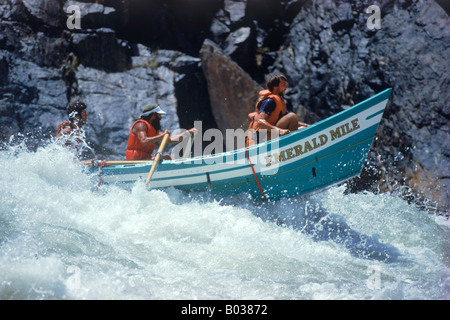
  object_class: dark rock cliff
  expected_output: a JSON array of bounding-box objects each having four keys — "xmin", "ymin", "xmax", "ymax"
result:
[{"xmin": 0, "ymin": 0, "xmax": 448, "ymax": 213}]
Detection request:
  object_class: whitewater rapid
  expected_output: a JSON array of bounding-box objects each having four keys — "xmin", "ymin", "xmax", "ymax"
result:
[{"xmin": 0, "ymin": 142, "xmax": 448, "ymax": 299}]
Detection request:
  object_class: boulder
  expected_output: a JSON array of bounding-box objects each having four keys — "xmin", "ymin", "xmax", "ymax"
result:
[{"xmin": 200, "ymin": 39, "xmax": 262, "ymax": 133}]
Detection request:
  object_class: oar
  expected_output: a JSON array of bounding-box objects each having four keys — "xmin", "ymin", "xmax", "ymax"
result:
[{"xmin": 146, "ymin": 132, "xmax": 170, "ymax": 185}]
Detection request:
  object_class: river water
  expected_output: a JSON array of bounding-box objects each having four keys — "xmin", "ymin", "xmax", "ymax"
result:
[{"xmin": 0, "ymin": 141, "xmax": 448, "ymax": 300}]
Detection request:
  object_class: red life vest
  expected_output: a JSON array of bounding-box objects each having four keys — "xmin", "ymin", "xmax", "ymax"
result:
[
  {"xmin": 126, "ymin": 119, "xmax": 157, "ymax": 160},
  {"xmin": 246, "ymin": 90, "xmax": 287, "ymax": 146}
]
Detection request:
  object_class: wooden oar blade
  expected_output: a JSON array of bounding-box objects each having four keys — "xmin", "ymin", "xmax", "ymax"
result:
[{"xmin": 145, "ymin": 133, "xmax": 170, "ymax": 186}]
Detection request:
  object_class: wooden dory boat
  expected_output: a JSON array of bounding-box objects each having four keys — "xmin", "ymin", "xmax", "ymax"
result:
[{"xmin": 86, "ymin": 89, "xmax": 392, "ymax": 201}]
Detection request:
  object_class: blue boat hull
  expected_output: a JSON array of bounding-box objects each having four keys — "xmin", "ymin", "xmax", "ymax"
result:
[{"xmin": 90, "ymin": 89, "xmax": 392, "ymax": 201}]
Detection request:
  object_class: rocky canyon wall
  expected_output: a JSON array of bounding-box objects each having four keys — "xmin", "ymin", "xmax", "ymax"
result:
[{"xmin": 0, "ymin": 0, "xmax": 448, "ymax": 213}]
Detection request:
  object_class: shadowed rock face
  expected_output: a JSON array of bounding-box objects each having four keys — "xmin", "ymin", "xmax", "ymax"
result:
[
  {"xmin": 200, "ymin": 39, "xmax": 261, "ymax": 133},
  {"xmin": 0, "ymin": 0, "xmax": 448, "ymax": 213}
]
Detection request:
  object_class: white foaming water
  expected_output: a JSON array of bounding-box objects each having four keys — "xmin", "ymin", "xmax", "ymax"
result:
[{"xmin": 0, "ymin": 142, "xmax": 448, "ymax": 299}]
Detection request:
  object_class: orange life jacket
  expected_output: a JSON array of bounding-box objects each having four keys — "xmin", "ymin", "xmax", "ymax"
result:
[
  {"xmin": 55, "ymin": 121, "xmax": 82, "ymax": 147},
  {"xmin": 126, "ymin": 119, "xmax": 157, "ymax": 160},
  {"xmin": 246, "ymin": 90, "xmax": 287, "ymax": 146}
]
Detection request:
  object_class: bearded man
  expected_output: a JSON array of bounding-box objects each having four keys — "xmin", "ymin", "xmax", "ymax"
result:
[{"xmin": 126, "ymin": 104, "xmax": 195, "ymax": 160}]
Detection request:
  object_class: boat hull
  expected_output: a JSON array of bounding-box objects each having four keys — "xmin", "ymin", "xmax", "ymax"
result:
[{"xmin": 91, "ymin": 89, "xmax": 391, "ymax": 201}]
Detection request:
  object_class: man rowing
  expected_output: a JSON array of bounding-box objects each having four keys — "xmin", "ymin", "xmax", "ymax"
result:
[{"xmin": 126, "ymin": 104, "xmax": 196, "ymax": 160}]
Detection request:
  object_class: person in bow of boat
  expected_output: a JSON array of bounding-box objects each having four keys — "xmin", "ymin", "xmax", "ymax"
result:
[
  {"xmin": 56, "ymin": 101, "xmax": 88, "ymax": 142},
  {"xmin": 247, "ymin": 74, "xmax": 309, "ymax": 146},
  {"xmin": 126, "ymin": 104, "xmax": 197, "ymax": 161},
  {"xmin": 55, "ymin": 101, "xmax": 93, "ymax": 156},
  {"xmin": 55, "ymin": 100, "xmax": 96, "ymax": 160}
]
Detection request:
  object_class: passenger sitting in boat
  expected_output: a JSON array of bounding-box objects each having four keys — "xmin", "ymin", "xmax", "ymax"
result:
[
  {"xmin": 247, "ymin": 74, "xmax": 309, "ymax": 146},
  {"xmin": 126, "ymin": 104, "xmax": 196, "ymax": 161}
]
